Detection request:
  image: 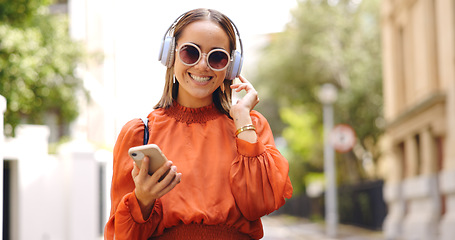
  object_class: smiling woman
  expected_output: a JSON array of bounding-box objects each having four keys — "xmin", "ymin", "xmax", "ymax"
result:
[
  {"xmin": 104, "ymin": 8, "xmax": 293, "ymax": 240},
  {"xmin": 173, "ymin": 20, "xmax": 231, "ymax": 108}
]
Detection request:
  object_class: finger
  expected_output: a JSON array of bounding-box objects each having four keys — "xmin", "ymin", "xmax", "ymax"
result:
[
  {"xmin": 237, "ymin": 85, "xmax": 251, "ymax": 92},
  {"xmin": 139, "ymin": 156, "xmax": 150, "ymax": 176},
  {"xmin": 231, "ymin": 84, "xmax": 248, "ymax": 92},
  {"xmin": 152, "ymin": 160, "xmax": 173, "ymax": 182},
  {"xmin": 132, "ymin": 162, "xmax": 139, "ymax": 178},
  {"xmin": 231, "ymin": 81, "xmax": 252, "ymax": 89},
  {"xmin": 230, "ymin": 83, "xmax": 242, "ymax": 89},
  {"xmin": 247, "ymin": 91, "xmax": 260, "ymax": 104},
  {"xmin": 238, "ymin": 75, "xmax": 249, "ymax": 83},
  {"xmin": 157, "ymin": 172, "xmax": 182, "ymax": 198},
  {"xmin": 158, "ymin": 165, "xmax": 177, "ymax": 185}
]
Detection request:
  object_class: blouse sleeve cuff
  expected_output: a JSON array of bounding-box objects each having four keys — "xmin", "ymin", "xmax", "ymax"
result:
[
  {"xmin": 236, "ymin": 137, "xmax": 266, "ymax": 157},
  {"xmin": 125, "ymin": 192, "xmax": 155, "ymax": 223}
]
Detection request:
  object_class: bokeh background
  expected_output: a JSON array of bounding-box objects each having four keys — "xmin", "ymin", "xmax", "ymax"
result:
[{"xmin": 1, "ymin": 0, "xmax": 455, "ymax": 239}]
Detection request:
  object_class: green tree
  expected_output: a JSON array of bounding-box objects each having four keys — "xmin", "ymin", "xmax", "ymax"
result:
[
  {"xmin": 0, "ymin": 0, "xmax": 83, "ymax": 138},
  {"xmin": 253, "ymin": 0, "xmax": 383, "ymax": 194},
  {"xmin": 0, "ymin": 0, "xmax": 51, "ymax": 26}
]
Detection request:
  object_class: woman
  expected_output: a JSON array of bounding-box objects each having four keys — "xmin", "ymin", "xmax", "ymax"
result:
[{"xmin": 105, "ymin": 8, "xmax": 293, "ymax": 240}]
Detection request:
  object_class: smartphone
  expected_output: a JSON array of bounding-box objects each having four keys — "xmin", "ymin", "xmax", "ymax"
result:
[{"xmin": 128, "ymin": 144, "xmax": 168, "ymax": 176}]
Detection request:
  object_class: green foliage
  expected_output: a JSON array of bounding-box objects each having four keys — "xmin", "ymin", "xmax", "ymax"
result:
[
  {"xmin": 253, "ymin": 0, "xmax": 383, "ymax": 191},
  {"xmin": 0, "ymin": 1, "xmax": 83, "ymax": 137},
  {"xmin": 0, "ymin": 0, "xmax": 52, "ymax": 26},
  {"xmin": 281, "ymin": 107, "xmax": 321, "ymax": 161},
  {"xmin": 280, "ymin": 107, "xmax": 323, "ymax": 194}
]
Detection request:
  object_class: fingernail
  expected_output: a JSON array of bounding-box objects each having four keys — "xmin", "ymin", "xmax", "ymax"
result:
[
  {"xmin": 166, "ymin": 161, "xmax": 172, "ymax": 167},
  {"xmin": 171, "ymin": 166, "xmax": 177, "ymax": 172}
]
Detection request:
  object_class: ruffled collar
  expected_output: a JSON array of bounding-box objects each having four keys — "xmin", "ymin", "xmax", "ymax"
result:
[{"xmin": 164, "ymin": 101, "xmax": 224, "ymax": 124}]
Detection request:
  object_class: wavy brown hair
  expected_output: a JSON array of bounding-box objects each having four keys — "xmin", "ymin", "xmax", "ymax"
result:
[{"xmin": 154, "ymin": 8, "xmax": 237, "ymax": 117}]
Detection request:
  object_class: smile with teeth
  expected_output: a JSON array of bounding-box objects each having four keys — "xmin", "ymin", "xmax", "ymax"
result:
[{"xmin": 190, "ymin": 73, "xmax": 212, "ymax": 83}]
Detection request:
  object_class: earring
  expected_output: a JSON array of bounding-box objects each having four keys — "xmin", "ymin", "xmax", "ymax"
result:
[{"xmin": 173, "ymin": 75, "xmax": 176, "ymax": 84}]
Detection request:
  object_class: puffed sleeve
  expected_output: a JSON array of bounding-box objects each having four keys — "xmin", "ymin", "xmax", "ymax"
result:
[
  {"xmin": 230, "ymin": 111, "xmax": 293, "ymax": 221},
  {"xmin": 104, "ymin": 118, "xmax": 164, "ymax": 240}
]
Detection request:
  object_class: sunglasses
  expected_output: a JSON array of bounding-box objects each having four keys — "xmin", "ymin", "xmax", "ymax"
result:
[{"xmin": 176, "ymin": 43, "xmax": 231, "ymax": 71}]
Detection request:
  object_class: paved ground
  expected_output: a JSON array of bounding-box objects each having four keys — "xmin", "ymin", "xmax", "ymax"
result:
[{"xmin": 261, "ymin": 215, "xmax": 385, "ymax": 240}]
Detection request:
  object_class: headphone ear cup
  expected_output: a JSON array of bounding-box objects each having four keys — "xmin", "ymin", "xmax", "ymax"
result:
[
  {"xmin": 225, "ymin": 50, "xmax": 243, "ymax": 80},
  {"xmin": 167, "ymin": 38, "xmax": 175, "ymax": 68},
  {"xmin": 158, "ymin": 36, "xmax": 175, "ymax": 68}
]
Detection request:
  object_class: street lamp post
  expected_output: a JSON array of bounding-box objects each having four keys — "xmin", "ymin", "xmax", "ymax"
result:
[{"xmin": 318, "ymin": 83, "xmax": 338, "ymax": 238}]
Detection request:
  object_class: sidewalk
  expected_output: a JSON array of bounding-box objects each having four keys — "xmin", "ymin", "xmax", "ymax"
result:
[{"xmin": 261, "ymin": 215, "xmax": 384, "ymax": 240}]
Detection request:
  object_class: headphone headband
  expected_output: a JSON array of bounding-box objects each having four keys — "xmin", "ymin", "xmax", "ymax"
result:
[{"xmin": 160, "ymin": 12, "xmax": 185, "ymax": 46}]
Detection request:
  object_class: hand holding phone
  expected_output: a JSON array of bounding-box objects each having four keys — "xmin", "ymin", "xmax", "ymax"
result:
[
  {"xmin": 130, "ymin": 144, "xmax": 181, "ymax": 219},
  {"xmin": 128, "ymin": 144, "xmax": 168, "ymax": 176}
]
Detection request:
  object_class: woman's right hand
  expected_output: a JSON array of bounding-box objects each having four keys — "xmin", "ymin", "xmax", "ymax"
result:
[{"xmin": 132, "ymin": 157, "xmax": 182, "ymax": 220}]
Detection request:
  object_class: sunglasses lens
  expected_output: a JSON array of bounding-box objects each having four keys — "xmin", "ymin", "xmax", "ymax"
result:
[
  {"xmin": 179, "ymin": 45, "xmax": 200, "ymax": 65},
  {"xmin": 208, "ymin": 51, "xmax": 229, "ymax": 70}
]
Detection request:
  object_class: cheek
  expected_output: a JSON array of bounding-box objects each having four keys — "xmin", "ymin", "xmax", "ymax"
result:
[
  {"xmin": 174, "ymin": 62, "xmax": 187, "ymax": 78},
  {"xmin": 216, "ymin": 71, "xmax": 227, "ymax": 82}
]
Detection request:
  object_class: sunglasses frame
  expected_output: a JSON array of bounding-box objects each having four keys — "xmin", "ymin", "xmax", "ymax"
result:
[{"xmin": 176, "ymin": 42, "xmax": 231, "ymax": 71}]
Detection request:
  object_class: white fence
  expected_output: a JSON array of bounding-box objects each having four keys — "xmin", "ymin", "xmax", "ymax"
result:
[{"xmin": 1, "ymin": 95, "xmax": 111, "ymax": 240}]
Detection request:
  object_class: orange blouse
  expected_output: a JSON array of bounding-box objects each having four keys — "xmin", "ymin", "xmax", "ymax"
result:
[{"xmin": 104, "ymin": 102, "xmax": 293, "ymax": 239}]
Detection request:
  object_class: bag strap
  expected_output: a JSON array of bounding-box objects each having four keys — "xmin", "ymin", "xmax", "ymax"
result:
[{"xmin": 141, "ymin": 117, "xmax": 149, "ymax": 145}]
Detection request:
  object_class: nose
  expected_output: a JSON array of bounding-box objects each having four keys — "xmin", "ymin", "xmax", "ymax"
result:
[{"xmin": 194, "ymin": 53, "xmax": 210, "ymax": 70}]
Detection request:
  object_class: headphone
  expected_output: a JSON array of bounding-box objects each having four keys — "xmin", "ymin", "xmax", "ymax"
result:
[{"xmin": 158, "ymin": 11, "xmax": 244, "ymax": 80}]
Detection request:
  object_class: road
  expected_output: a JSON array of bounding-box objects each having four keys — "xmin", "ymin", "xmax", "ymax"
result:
[{"xmin": 261, "ymin": 215, "xmax": 385, "ymax": 240}]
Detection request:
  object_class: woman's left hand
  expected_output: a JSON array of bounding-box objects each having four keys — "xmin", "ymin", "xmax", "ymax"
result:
[
  {"xmin": 229, "ymin": 75, "xmax": 259, "ymax": 119},
  {"xmin": 230, "ymin": 75, "xmax": 259, "ymax": 143}
]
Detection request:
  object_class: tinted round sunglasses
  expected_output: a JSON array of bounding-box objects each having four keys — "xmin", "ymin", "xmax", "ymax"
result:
[{"xmin": 176, "ymin": 43, "xmax": 231, "ymax": 71}]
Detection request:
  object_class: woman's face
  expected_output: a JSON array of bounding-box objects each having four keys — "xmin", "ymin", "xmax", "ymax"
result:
[{"xmin": 174, "ymin": 20, "xmax": 230, "ymax": 108}]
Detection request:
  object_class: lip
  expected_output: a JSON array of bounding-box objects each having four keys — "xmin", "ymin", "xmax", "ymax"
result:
[{"xmin": 188, "ymin": 73, "xmax": 213, "ymax": 86}]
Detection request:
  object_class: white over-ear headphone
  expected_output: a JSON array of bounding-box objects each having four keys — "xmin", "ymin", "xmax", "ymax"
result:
[{"xmin": 158, "ymin": 11, "xmax": 244, "ymax": 80}]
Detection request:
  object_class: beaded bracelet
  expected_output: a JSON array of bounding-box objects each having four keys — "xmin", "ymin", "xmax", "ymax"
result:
[{"xmin": 235, "ymin": 124, "xmax": 256, "ymax": 136}]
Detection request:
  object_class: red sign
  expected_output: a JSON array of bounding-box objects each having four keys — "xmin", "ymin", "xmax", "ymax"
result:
[{"xmin": 330, "ymin": 124, "xmax": 356, "ymax": 153}]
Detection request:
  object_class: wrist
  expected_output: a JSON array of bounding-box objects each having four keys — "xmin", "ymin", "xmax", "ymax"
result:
[
  {"xmin": 131, "ymin": 190, "xmax": 156, "ymax": 221},
  {"xmin": 231, "ymin": 104, "xmax": 250, "ymax": 119},
  {"xmin": 235, "ymin": 124, "xmax": 256, "ymax": 136},
  {"xmin": 135, "ymin": 191, "xmax": 155, "ymax": 211},
  {"xmin": 231, "ymin": 106, "xmax": 257, "ymax": 142},
  {"xmin": 232, "ymin": 109, "xmax": 251, "ymax": 126}
]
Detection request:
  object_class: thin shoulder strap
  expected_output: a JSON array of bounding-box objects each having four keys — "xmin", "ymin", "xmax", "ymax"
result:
[{"xmin": 141, "ymin": 117, "xmax": 149, "ymax": 145}]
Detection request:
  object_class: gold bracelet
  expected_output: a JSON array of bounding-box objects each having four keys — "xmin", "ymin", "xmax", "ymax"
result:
[{"xmin": 235, "ymin": 124, "xmax": 256, "ymax": 136}]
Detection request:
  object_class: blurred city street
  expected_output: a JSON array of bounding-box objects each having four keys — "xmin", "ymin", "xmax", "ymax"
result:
[
  {"xmin": 262, "ymin": 215, "xmax": 384, "ymax": 240},
  {"xmin": 2, "ymin": 0, "xmax": 455, "ymax": 239}
]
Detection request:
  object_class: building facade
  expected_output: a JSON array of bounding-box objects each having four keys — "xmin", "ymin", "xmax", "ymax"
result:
[{"xmin": 380, "ymin": 0, "xmax": 455, "ymax": 239}]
